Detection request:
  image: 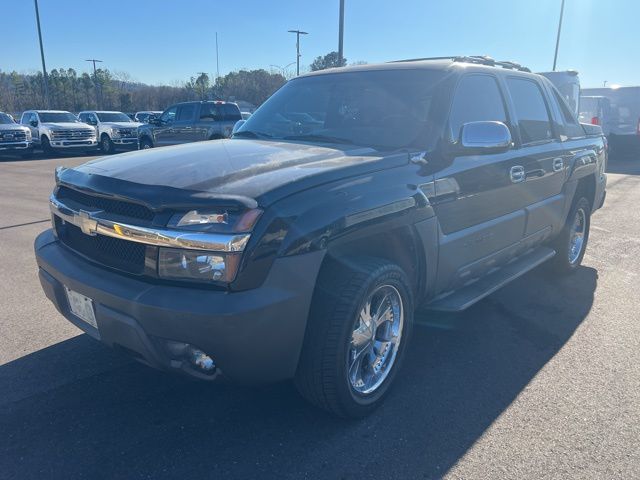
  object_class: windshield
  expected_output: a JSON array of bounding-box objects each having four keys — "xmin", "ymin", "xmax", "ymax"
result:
[
  {"xmin": 38, "ymin": 112, "xmax": 78, "ymax": 123},
  {"xmin": 96, "ymin": 112, "xmax": 132, "ymax": 123},
  {"xmin": 0, "ymin": 113, "xmax": 14, "ymax": 124},
  {"xmin": 237, "ymin": 69, "xmax": 446, "ymax": 150}
]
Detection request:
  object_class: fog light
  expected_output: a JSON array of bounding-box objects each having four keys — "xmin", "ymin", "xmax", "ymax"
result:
[
  {"xmin": 163, "ymin": 340, "xmax": 216, "ymax": 373},
  {"xmin": 187, "ymin": 347, "xmax": 215, "ymax": 372}
]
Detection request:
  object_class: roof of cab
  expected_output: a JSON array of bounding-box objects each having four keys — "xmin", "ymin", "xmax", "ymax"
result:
[{"xmin": 298, "ymin": 56, "xmax": 542, "ymax": 81}]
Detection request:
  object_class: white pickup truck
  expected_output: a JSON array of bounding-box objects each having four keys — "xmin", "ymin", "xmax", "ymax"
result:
[
  {"xmin": 78, "ymin": 111, "xmax": 143, "ymax": 154},
  {"xmin": 21, "ymin": 110, "xmax": 98, "ymax": 154}
]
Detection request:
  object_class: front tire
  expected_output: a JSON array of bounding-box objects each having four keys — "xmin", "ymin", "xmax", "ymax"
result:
[
  {"xmin": 139, "ymin": 137, "xmax": 153, "ymax": 149},
  {"xmin": 550, "ymin": 196, "xmax": 591, "ymax": 273},
  {"xmin": 295, "ymin": 258, "xmax": 413, "ymax": 418},
  {"xmin": 100, "ymin": 134, "xmax": 114, "ymax": 154},
  {"xmin": 41, "ymin": 135, "xmax": 53, "ymax": 154}
]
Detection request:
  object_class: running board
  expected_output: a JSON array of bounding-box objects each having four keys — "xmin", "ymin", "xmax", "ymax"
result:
[{"xmin": 424, "ymin": 247, "xmax": 556, "ymax": 312}]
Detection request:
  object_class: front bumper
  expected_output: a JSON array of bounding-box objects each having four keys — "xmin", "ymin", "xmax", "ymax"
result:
[
  {"xmin": 49, "ymin": 139, "xmax": 98, "ymax": 149},
  {"xmin": 112, "ymin": 137, "xmax": 138, "ymax": 149},
  {"xmin": 0, "ymin": 141, "xmax": 32, "ymax": 152},
  {"xmin": 35, "ymin": 229, "xmax": 323, "ymax": 384}
]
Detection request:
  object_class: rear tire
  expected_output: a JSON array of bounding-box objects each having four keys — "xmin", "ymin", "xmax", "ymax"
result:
[
  {"xmin": 295, "ymin": 258, "xmax": 413, "ymax": 418},
  {"xmin": 549, "ymin": 196, "xmax": 591, "ymax": 274}
]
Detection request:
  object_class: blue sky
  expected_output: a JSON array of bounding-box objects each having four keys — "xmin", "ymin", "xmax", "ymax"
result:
[{"xmin": 2, "ymin": 0, "xmax": 638, "ymax": 88}]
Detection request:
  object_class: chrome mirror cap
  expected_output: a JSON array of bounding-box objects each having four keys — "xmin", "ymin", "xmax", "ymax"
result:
[{"xmin": 460, "ymin": 121, "xmax": 512, "ymax": 151}]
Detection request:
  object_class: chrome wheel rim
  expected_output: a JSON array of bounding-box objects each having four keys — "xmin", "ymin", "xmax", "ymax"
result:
[
  {"xmin": 348, "ymin": 284, "xmax": 404, "ymax": 395},
  {"xmin": 568, "ymin": 207, "xmax": 586, "ymax": 264},
  {"xmin": 102, "ymin": 138, "xmax": 110, "ymax": 151}
]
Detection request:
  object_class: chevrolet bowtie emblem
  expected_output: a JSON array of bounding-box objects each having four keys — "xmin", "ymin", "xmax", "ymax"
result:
[{"xmin": 76, "ymin": 210, "xmax": 100, "ymax": 236}]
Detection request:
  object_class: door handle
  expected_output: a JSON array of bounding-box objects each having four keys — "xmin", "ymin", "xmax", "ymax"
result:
[
  {"xmin": 552, "ymin": 157, "xmax": 564, "ymax": 172},
  {"xmin": 525, "ymin": 168, "xmax": 545, "ymax": 179},
  {"xmin": 510, "ymin": 165, "xmax": 525, "ymax": 183}
]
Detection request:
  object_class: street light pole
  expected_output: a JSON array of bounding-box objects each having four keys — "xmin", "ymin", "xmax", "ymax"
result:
[
  {"xmin": 288, "ymin": 30, "xmax": 308, "ymax": 76},
  {"xmin": 33, "ymin": 0, "xmax": 50, "ymax": 108},
  {"xmin": 338, "ymin": 0, "xmax": 345, "ymax": 66},
  {"xmin": 552, "ymin": 0, "xmax": 566, "ymax": 71},
  {"xmin": 85, "ymin": 59, "xmax": 103, "ymax": 109}
]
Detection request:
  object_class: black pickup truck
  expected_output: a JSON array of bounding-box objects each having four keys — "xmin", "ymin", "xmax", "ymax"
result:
[
  {"xmin": 137, "ymin": 100, "xmax": 241, "ymax": 149},
  {"xmin": 35, "ymin": 57, "xmax": 606, "ymax": 417}
]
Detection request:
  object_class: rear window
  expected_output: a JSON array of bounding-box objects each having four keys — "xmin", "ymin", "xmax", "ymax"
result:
[
  {"xmin": 506, "ymin": 78, "xmax": 553, "ymax": 144},
  {"xmin": 200, "ymin": 103, "xmax": 242, "ymax": 122}
]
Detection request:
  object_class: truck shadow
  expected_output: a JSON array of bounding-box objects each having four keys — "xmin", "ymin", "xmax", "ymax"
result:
[
  {"xmin": 606, "ymin": 152, "xmax": 640, "ymax": 175},
  {"xmin": 0, "ymin": 266, "xmax": 597, "ymax": 480}
]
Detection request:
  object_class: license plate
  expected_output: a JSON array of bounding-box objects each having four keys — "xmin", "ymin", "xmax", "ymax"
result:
[{"xmin": 64, "ymin": 286, "xmax": 98, "ymax": 329}]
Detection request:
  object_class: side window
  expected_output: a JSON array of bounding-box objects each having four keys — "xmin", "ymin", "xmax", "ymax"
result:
[
  {"xmin": 448, "ymin": 75, "xmax": 507, "ymax": 141},
  {"xmin": 160, "ymin": 106, "xmax": 177, "ymax": 123},
  {"xmin": 199, "ymin": 103, "xmax": 218, "ymax": 121},
  {"xmin": 176, "ymin": 104, "xmax": 196, "ymax": 121},
  {"xmin": 507, "ymin": 78, "xmax": 553, "ymax": 144},
  {"xmin": 552, "ymin": 88, "xmax": 585, "ymax": 139}
]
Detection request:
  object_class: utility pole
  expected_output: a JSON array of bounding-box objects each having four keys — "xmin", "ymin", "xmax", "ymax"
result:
[
  {"xmin": 552, "ymin": 0, "xmax": 566, "ymax": 71},
  {"xmin": 33, "ymin": 0, "xmax": 50, "ymax": 108},
  {"xmin": 85, "ymin": 58, "xmax": 103, "ymax": 109},
  {"xmin": 288, "ymin": 30, "xmax": 308, "ymax": 76},
  {"xmin": 338, "ymin": 0, "xmax": 345, "ymax": 66}
]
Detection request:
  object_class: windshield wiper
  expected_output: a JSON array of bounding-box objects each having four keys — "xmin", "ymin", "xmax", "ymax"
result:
[
  {"xmin": 232, "ymin": 130, "xmax": 273, "ymax": 139},
  {"xmin": 282, "ymin": 134, "xmax": 355, "ymax": 145}
]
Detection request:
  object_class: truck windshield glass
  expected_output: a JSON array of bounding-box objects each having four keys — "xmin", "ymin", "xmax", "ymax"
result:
[
  {"xmin": 0, "ymin": 113, "xmax": 14, "ymax": 124},
  {"xmin": 38, "ymin": 112, "xmax": 78, "ymax": 123},
  {"xmin": 96, "ymin": 112, "xmax": 132, "ymax": 122},
  {"xmin": 237, "ymin": 69, "xmax": 446, "ymax": 150}
]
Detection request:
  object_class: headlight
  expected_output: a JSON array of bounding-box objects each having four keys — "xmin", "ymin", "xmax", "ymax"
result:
[
  {"xmin": 158, "ymin": 248, "xmax": 241, "ymax": 282},
  {"xmin": 110, "ymin": 128, "xmax": 121, "ymax": 138},
  {"xmin": 168, "ymin": 208, "xmax": 262, "ymax": 233},
  {"xmin": 25, "ymin": 130, "xmax": 32, "ymax": 140}
]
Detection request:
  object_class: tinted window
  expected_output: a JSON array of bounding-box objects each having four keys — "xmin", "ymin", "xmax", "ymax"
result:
[
  {"xmin": 0, "ymin": 113, "xmax": 15, "ymax": 124},
  {"xmin": 78, "ymin": 113, "xmax": 88, "ymax": 122},
  {"xmin": 552, "ymin": 88, "xmax": 584, "ymax": 138},
  {"xmin": 507, "ymin": 78, "xmax": 552, "ymax": 144},
  {"xmin": 176, "ymin": 104, "xmax": 196, "ymax": 121},
  {"xmin": 448, "ymin": 75, "xmax": 507, "ymax": 141},
  {"xmin": 160, "ymin": 107, "xmax": 177, "ymax": 123},
  {"xmin": 199, "ymin": 103, "xmax": 218, "ymax": 121},
  {"xmin": 219, "ymin": 104, "xmax": 241, "ymax": 121}
]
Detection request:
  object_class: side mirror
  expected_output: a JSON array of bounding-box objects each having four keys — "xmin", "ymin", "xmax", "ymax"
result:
[
  {"xmin": 459, "ymin": 121, "xmax": 512, "ymax": 153},
  {"xmin": 30, "ymin": 120, "xmax": 38, "ymax": 127},
  {"xmin": 232, "ymin": 120, "xmax": 246, "ymax": 135}
]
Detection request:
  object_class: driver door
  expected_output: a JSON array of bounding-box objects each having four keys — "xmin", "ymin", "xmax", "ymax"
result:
[
  {"xmin": 432, "ymin": 74, "xmax": 530, "ymax": 293},
  {"xmin": 154, "ymin": 106, "xmax": 178, "ymax": 146}
]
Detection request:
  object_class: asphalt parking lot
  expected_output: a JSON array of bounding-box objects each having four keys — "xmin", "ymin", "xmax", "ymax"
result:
[{"xmin": 1, "ymin": 151, "xmax": 639, "ymax": 479}]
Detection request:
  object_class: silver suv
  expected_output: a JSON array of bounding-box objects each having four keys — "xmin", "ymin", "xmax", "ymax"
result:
[
  {"xmin": 21, "ymin": 110, "xmax": 98, "ymax": 154},
  {"xmin": 78, "ymin": 111, "xmax": 142, "ymax": 154}
]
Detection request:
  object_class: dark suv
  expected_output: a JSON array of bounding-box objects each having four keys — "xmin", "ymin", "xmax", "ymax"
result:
[
  {"xmin": 35, "ymin": 57, "xmax": 606, "ymax": 417},
  {"xmin": 137, "ymin": 101, "xmax": 241, "ymax": 149}
]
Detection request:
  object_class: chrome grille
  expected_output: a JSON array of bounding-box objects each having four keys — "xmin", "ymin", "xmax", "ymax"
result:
[
  {"xmin": 0, "ymin": 130, "xmax": 27, "ymax": 143},
  {"xmin": 117, "ymin": 128, "xmax": 136, "ymax": 137},
  {"xmin": 50, "ymin": 129, "xmax": 95, "ymax": 141}
]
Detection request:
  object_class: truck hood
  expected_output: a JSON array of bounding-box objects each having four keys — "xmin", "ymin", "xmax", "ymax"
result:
[
  {"xmin": 0, "ymin": 124, "xmax": 29, "ymax": 132},
  {"xmin": 100, "ymin": 122, "xmax": 142, "ymax": 129},
  {"xmin": 65, "ymin": 139, "xmax": 408, "ymax": 208},
  {"xmin": 42, "ymin": 122, "xmax": 92, "ymax": 130}
]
